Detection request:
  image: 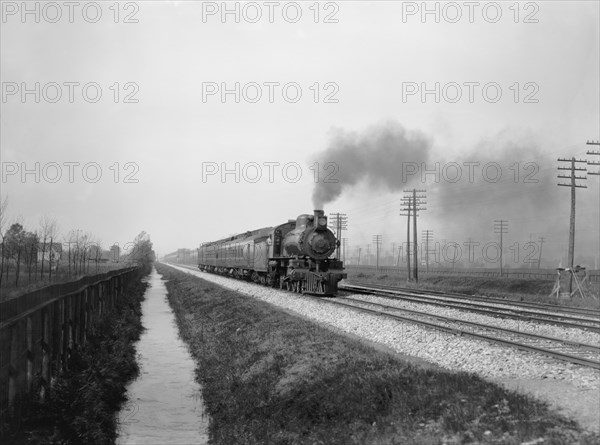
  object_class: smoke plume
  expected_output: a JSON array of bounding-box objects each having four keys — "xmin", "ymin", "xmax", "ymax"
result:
[
  {"xmin": 311, "ymin": 122, "xmax": 432, "ymax": 209},
  {"xmin": 311, "ymin": 123, "xmax": 599, "ymax": 265}
]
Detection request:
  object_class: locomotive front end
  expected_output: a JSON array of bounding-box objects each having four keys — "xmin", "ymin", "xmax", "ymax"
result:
[{"xmin": 279, "ymin": 210, "xmax": 346, "ymax": 295}]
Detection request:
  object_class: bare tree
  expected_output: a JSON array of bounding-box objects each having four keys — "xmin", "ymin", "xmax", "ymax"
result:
[
  {"xmin": 93, "ymin": 239, "xmax": 103, "ymax": 273},
  {"xmin": 64, "ymin": 231, "xmax": 76, "ymax": 277},
  {"xmin": 5, "ymin": 223, "xmax": 26, "ymax": 286},
  {"xmin": 79, "ymin": 232, "xmax": 91, "ymax": 274},
  {"xmin": 24, "ymin": 231, "xmax": 39, "ymax": 284},
  {"xmin": 39, "ymin": 216, "xmax": 58, "ymax": 280},
  {"xmin": 0, "ymin": 195, "xmax": 8, "ymax": 286},
  {"xmin": 48, "ymin": 234, "xmax": 57, "ymax": 282}
]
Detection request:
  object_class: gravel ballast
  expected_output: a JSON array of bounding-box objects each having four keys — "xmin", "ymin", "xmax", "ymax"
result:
[{"xmin": 344, "ymin": 293, "xmax": 600, "ymax": 347}]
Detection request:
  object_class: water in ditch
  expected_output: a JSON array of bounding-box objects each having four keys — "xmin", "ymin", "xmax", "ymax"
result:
[{"xmin": 117, "ymin": 268, "xmax": 209, "ymax": 444}]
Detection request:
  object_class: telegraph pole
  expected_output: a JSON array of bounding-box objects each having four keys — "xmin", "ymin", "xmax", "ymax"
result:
[
  {"xmin": 493, "ymin": 220, "xmax": 508, "ymax": 277},
  {"xmin": 401, "ymin": 190, "xmax": 427, "ymax": 281},
  {"xmin": 586, "ymin": 141, "xmax": 599, "ymax": 274},
  {"xmin": 342, "ymin": 238, "xmax": 348, "ymax": 263},
  {"xmin": 400, "ymin": 194, "xmax": 412, "ymax": 280},
  {"xmin": 537, "ymin": 237, "xmax": 544, "ymax": 270},
  {"xmin": 587, "ymin": 140, "xmax": 600, "ymax": 177},
  {"xmin": 557, "ymin": 156, "xmax": 588, "ymax": 294},
  {"xmin": 422, "ymin": 230, "xmax": 433, "ymax": 273},
  {"xmin": 528, "ymin": 233, "xmax": 532, "ymax": 269},
  {"xmin": 330, "ymin": 213, "xmax": 348, "ymax": 260},
  {"xmin": 372, "ymin": 235, "xmax": 382, "ymax": 272},
  {"xmin": 413, "ymin": 190, "xmax": 419, "ymax": 281},
  {"xmin": 357, "ymin": 247, "xmax": 362, "ymax": 266},
  {"xmin": 409, "ymin": 189, "xmax": 426, "ymax": 282}
]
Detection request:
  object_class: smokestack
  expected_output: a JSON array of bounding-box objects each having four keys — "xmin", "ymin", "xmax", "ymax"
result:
[{"xmin": 314, "ymin": 209, "xmax": 327, "ymax": 230}]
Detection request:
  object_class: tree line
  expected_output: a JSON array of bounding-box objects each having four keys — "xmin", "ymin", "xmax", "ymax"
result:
[{"xmin": 0, "ymin": 196, "xmax": 155, "ymax": 290}]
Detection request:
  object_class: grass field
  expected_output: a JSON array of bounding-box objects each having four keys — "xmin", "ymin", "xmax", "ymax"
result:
[{"xmin": 157, "ymin": 263, "xmax": 598, "ymax": 444}]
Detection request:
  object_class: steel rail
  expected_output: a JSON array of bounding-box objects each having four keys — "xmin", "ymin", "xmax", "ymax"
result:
[
  {"xmin": 345, "ymin": 280, "xmax": 600, "ymax": 318},
  {"xmin": 304, "ymin": 295, "xmax": 600, "ymax": 370},
  {"xmin": 340, "ymin": 284, "xmax": 600, "ymax": 332},
  {"xmin": 343, "ymin": 296, "xmax": 600, "ymax": 354}
]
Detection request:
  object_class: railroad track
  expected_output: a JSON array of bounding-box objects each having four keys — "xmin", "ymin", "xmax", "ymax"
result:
[
  {"xmin": 339, "ymin": 283, "xmax": 600, "ymax": 333},
  {"xmin": 303, "ymin": 293, "xmax": 600, "ymax": 370},
  {"xmin": 168, "ymin": 263, "xmax": 600, "ymax": 369},
  {"xmin": 344, "ymin": 280, "xmax": 600, "ymax": 318}
]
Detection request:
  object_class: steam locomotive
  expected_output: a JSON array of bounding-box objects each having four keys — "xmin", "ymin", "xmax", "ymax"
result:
[{"xmin": 198, "ymin": 210, "xmax": 346, "ymax": 295}]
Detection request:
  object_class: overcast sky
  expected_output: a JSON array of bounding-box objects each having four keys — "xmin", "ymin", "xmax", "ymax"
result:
[{"xmin": 1, "ymin": 1, "xmax": 599, "ymax": 266}]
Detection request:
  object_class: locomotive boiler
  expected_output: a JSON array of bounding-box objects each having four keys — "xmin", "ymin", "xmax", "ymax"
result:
[{"xmin": 198, "ymin": 210, "xmax": 346, "ymax": 295}]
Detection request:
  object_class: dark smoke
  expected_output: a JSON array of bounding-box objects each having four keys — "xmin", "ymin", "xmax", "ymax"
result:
[
  {"xmin": 429, "ymin": 133, "xmax": 562, "ymax": 241},
  {"xmin": 311, "ymin": 122, "xmax": 432, "ymax": 208},
  {"xmin": 311, "ymin": 123, "xmax": 600, "ymax": 265}
]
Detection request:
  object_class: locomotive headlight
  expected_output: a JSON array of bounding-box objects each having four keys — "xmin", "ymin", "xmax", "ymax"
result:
[{"xmin": 318, "ymin": 217, "xmax": 327, "ymax": 226}]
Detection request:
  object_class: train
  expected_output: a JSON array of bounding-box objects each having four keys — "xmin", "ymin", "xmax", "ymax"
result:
[{"xmin": 198, "ymin": 210, "xmax": 346, "ymax": 295}]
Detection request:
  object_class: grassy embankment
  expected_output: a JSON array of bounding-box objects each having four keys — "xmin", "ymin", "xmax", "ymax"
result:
[
  {"xmin": 346, "ymin": 270, "xmax": 600, "ymax": 310},
  {"xmin": 157, "ymin": 263, "xmax": 597, "ymax": 444},
  {"xmin": 1, "ymin": 272, "xmax": 148, "ymax": 444}
]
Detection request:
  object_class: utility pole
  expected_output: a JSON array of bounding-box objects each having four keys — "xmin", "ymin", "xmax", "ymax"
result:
[
  {"xmin": 587, "ymin": 140, "xmax": 600, "ymax": 176},
  {"xmin": 357, "ymin": 247, "xmax": 362, "ymax": 266},
  {"xmin": 413, "ymin": 190, "xmax": 419, "ymax": 281},
  {"xmin": 537, "ymin": 237, "xmax": 545, "ymax": 269},
  {"xmin": 400, "ymin": 193, "xmax": 412, "ymax": 280},
  {"xmin": 422, "ymin": 230, "xmax": 433, "ymax": 273},
  {"xmin": 366, "ymin": 244, "xmax": 371, "ymax": 266},
  {"xmin": 586, "ymin": 141, "xmax": 599, "ymax": 275},
  {"xmin": 528, "ymin": 233, "xmax": 532, "ymax": 269},
  {"xmin": 408, "ymin": 189, "xmax": 426, "ymax": 282},
  {"xmin": 330, "ymin": 213, "xmax": 348, "ymax": 260},
  {"xmin": 397, "ymin": 244, "xmax": 402, "ymax": 267},
  {"xmin": 493, "ymin": 220, "xmax": 508, "ymax": 277},
  {"xmin": 372, "ymin": 235, "xmax": 382, "ymax": 272},
  {"xmin": 557, "ymin": 156, "xmax": 588, "ymax": 294},
  {"xmin": 342, "ymin": 238, "xmax": 348, "ymax": 262}
]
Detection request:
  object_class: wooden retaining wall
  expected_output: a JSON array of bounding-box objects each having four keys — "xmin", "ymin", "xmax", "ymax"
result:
[{"xmin": 0, "ymin": 267, "xmax": 139, "ymax": 414}]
